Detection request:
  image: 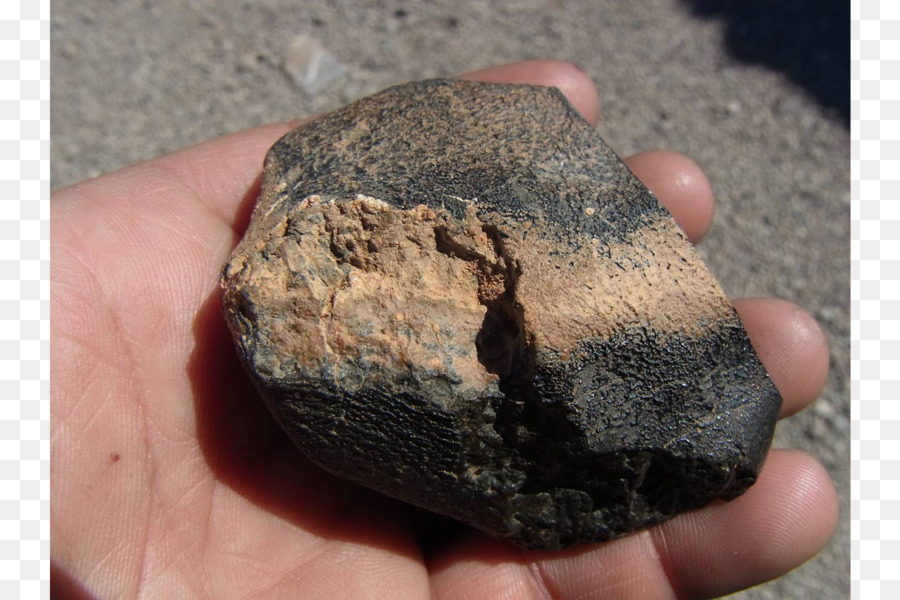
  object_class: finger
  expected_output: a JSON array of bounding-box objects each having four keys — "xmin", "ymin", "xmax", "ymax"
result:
[
  {"xmin": 54, "ymin": 121, "xmax": 296, "ymax": 234},
  {"xmin": 734, "ymin": 298, "xmax": 830, "ymax": 418},
  {"xmin": 138, "ymin": 122, "xmax": 296, "ymax": 228},
  {"xmin": 428, "ymin": 450, "xmax": 838, "ymax": 600},
  {"xmin": 646, "ymin": 449, "xmax": 838, "ymax": 599},
  {"xmin": 625, "ymin": 151, "xmax": 715, "ymax": 245},
  {"xmin": 459, "ymin": 60, "xmax": 601, "ymax": 126}
]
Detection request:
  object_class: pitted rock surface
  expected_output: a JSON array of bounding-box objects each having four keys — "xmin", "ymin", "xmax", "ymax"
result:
[{"xmin": 220, "ymin": 79, "xmax": 782, "ymax": 549}]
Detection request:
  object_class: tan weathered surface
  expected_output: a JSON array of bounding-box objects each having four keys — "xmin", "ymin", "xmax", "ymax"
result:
[{"xmin": 224, "ymin": 193, "xmax": 733, "ymax": 392}]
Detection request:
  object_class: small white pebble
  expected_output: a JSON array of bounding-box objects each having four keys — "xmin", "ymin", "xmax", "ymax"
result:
[{"xmin": 283, "ymin": 34, "xmax": 346, "ymax": 96}]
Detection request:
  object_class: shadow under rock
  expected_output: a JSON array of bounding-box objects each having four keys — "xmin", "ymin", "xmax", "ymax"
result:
[
  {"xmin": 51, "ymin": 562, "xmax": 99, "ymax": 600},
  {"xmin": 681, "ymin": 0, "xmax": 849, "ymax": 124}
]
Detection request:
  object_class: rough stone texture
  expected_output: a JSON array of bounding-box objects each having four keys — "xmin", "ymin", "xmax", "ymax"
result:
[
  {"xmin": 53, "ymin": 0, "xmax": 849, "ymax": 592},
  {"xmin": 220, "ymin": 80, "xmax": 782, "ymax": 549}
]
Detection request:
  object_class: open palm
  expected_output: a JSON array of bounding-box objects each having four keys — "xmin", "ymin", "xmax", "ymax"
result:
[{"xmin": 52, "ymin": 61, "xmax": 838, "ymax": 599}]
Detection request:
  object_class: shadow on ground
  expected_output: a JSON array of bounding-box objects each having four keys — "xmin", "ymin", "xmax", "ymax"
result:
[{"xmin": 682, "ymin": 0, "xmax": 849, "ymax": 124}]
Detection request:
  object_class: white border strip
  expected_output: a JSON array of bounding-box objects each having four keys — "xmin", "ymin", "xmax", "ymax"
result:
[
  {"xmin": 853, "ymin": 0, "xmax": 900, "ymax": 598},
  {"xmin": 6, "ymin": 0, "xmax": 51, "ymax": 597}
]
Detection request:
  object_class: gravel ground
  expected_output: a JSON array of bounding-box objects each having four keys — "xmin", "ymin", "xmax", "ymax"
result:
[{"xmin": 52, "ymin": 1, "xmax": 849, "ymax": 597}]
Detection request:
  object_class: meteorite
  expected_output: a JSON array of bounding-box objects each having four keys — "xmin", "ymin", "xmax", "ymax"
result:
[{"xmin": 220, "ymin": 79, "xmax": 782, "ymax": 549}]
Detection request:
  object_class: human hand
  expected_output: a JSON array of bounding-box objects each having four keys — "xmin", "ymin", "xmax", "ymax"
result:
[{"xmin": 52, "ymin": 60, "xmax": 838, "ymax": 599}]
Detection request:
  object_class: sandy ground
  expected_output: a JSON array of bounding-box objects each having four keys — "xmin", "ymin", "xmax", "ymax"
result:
[{"xmin": 52, "ymin": 1, "xmax": 849, "ymax": 597}]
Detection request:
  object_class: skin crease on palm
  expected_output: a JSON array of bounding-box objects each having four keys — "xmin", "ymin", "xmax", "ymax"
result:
[{"xmin": 51, "ymin": 61, "xmax": 838, "ymax": 599}]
